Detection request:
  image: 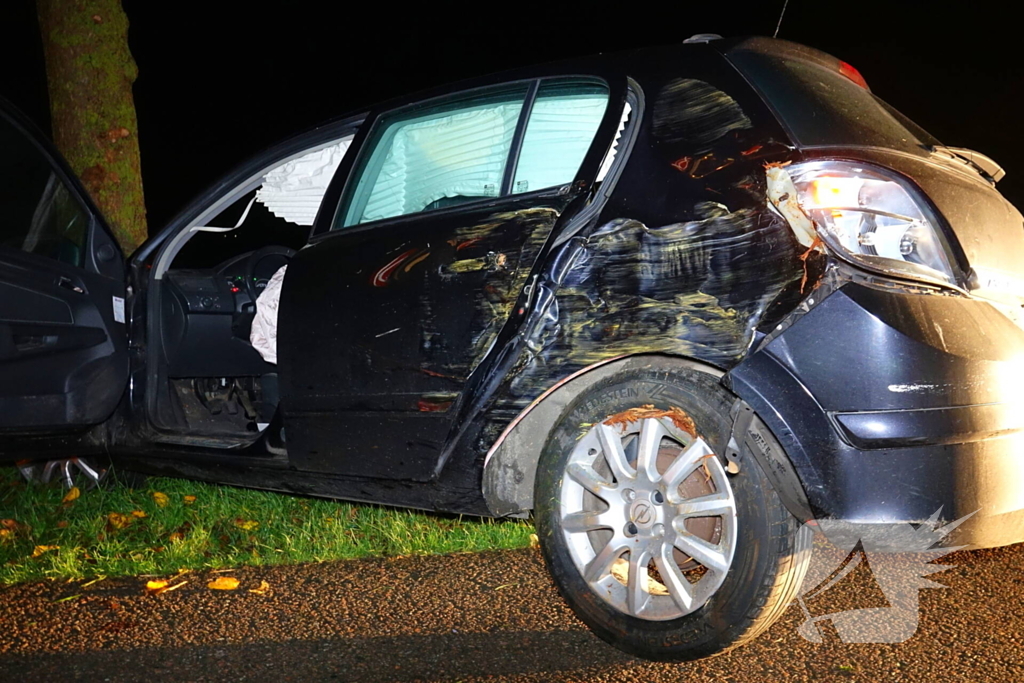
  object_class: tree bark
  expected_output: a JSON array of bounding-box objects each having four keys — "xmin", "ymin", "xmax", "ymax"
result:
[{"xmin": 36, "ymin": 0, "xmax": 147, "ymax": 251}]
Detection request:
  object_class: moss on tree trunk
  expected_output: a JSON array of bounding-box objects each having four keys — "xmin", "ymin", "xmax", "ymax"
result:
[{"xmin": 36, "ymin": 0, "xmax": 147, "ymax": 251}]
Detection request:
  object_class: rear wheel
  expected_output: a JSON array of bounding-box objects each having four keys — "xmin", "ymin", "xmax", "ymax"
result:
[{"xmin": 534, "ymin": 360, "xmax": 812, "ymax": 661}]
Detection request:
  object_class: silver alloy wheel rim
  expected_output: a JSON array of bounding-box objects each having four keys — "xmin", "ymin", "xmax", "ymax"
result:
[
  {"xmin": 559, "ymin": 416, "xmax": 738, "ymax": 621},
  {"xmin": 18, "ymin": 457, "xmax": 107, "ymax": 490}
]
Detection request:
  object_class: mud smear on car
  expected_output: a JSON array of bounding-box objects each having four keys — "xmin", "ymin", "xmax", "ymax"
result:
[
  {"xmin": 651, "ymin": 78, "xmax": 753, "ymax": 149},
  {"xmin": 505, "ymin": 206, "xmax": 807, "ymax": 401},
  {"xmin": 418, "ymin": 206, "xmax": 562, "ymax": 383}
]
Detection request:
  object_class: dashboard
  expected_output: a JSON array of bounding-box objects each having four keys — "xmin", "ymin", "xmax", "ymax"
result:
[{"xmin": 162, "ymin": 247, "xmax": 293, "ymax": 378}]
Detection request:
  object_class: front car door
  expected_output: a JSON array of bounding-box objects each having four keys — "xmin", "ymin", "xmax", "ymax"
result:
[
  {"xmin": 0, "ymin": 101, "xmax": 127, "ymax": 448},
  {"xmin": 280, "ymin": 76, "xmax": 624, "ymax": 481}
]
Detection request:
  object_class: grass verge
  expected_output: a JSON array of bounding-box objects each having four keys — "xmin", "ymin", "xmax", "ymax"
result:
[{"xmin": 0, "ymin": 466, "xmax": 534, "ymax": 585}]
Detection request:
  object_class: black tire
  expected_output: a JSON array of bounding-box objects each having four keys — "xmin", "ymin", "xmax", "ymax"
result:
[{"xmin": 534, "ymin": 358, "xmax": 812, "ymax": 661}]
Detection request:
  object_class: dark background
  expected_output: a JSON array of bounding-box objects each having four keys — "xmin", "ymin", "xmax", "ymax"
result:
[{"xmin": 3, "ymin": 1, "xmax": 1022, "ymax": 234}]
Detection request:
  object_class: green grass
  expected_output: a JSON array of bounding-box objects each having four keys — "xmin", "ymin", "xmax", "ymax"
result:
[{"xmin": 0, "ymin": 466, "xmax": 534, "ymax": 585}]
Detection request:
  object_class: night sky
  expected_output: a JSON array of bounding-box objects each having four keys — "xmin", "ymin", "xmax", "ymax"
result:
[{"xmin": 3, "ymin": 2, "xmax": 1023, "ymax": 233}]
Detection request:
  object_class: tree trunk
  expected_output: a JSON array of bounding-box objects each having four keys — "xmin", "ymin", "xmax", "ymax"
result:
[{"xmin": 36, "ymin": 0, "xmax": 147, "ymax": 251}]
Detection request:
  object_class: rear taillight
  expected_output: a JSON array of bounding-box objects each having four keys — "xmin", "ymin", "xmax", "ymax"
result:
[{"xmin": 838, "ymin": 60, "xmax": 869, "ymax": 90}]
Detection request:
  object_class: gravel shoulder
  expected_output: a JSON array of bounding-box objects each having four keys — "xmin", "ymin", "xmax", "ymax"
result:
[{"xmin": 1, "ymin": 544, "xmax": 1022, "ymax": 682}]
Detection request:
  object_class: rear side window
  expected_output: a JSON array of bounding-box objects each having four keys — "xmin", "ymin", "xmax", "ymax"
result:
[
  {"xmin": 0, "ymin": 113, "xmax": 90, "ymax": 267},
  {"xmin": 727, "ymin": 51, "xmax": 941, "ymax": 153},
  {"xmin": 338, "ymin": 79, "xmax": 609, "ymax": 228},
  {"xmin": 512, "ymin": 81, "xmax": 609, "ymax": 195}
]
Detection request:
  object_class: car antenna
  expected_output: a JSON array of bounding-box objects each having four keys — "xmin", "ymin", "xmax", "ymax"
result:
[{"xmin": 774, "ymin": 0, "xmax": 790, "ymax": 38}]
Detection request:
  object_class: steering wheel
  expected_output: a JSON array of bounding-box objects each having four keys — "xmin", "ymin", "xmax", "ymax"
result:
[{"xmin": 244, "ymin": 245, "xmax": 296, "ymax": 303}]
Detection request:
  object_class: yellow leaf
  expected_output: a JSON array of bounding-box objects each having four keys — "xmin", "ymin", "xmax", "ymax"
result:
[
  {"xmin": 146, "ymin": 579, "xmax": 188, "ymax": 596},
  {"xmin": 529, "ymin": 533, "xmax": 540, "ymax": 548},
  {"xmin": 62, "ymin": 487, "xmax": 81, "ymax": 504},
  {"xmin": 248, "ymin": 580, "xmax": 270, "ymax": 595},
  {"xmin": 152, "ymin": 491, "xmax": 169, "ymax": 508},
  {"xmin": 234, "ymin": 519, "xmax": 259, "ymax": 531},
  {"xmin": 31, "ymin": 545, "xmax": 59, "ymax": 558},
  {"xmin": 131, "ymin": 510, "xmax": 148, "ymax": 519},
  {"xmin": 107, "ymin": 512, "xmax": 133, "ymax": 529},
  {"xmin": 183, "ymin": 495, "xmax": 197, "ymax": 505},
  {"xmin": 0, "ymin": 529, "xmax": 12, "ymax": 540},
  {"xmin": 207, "ymin": 577, "xmax": 239, "ymax": 590}
]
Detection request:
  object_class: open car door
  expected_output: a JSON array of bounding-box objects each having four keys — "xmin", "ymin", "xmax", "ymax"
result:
[{"xmin": 0, "ymin": 100, "xmax": 128, "ymax": 447}]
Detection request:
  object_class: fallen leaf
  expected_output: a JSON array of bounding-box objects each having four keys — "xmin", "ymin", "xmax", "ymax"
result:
[
  {"xmin": 529, "ymin": 533, "xmax": 540, "ymax": 548},
  {"xmin": 31, "ymin": 545, "xmax": 60, "ymax": 558},
  {"xmin": 207, "ymin": 577, "xmax": 239, "ymax": 590},
  {"xmin": 146, "ymin": 579, "xmax": 188, "ymax": 596},
  {"xmin": 80, "ymin": 577, "xmax": 105, "ymax": 588},
  {"xmin": 62, "ymin": 487, "xmax": 81, "ymax": 504},
  {"xmin": 248, "ymin": 580, "xmax": 270, "ymax": 595},
  {"xmin": 152, "ymin": 491, "xmax": 169, "ymax": 508},
  {"xmin": 107, "ymin": 512, "xmax": 133, "ymax": 529},
  {"xmin": 234, "ymin": 519, "xmax": 259, "ymax": 532},
  {"xmin": 603, "ymin": 404, "xmax": 697, "ymax": 438},
  {"xmin": 131, "ymin": 510, "xmax": 148, "ymax": 519},
  {"xmin": 0, "ymin": 529, "xmax": 12, "ymax": 540},
  {"xmin": 56, "ymin": 520, "xmax": 69, "ymax": 528},
  {"xmin": 183, "ymin": 495, "xmax": 197, "ymax": 505},
  {"xmin": 1, "ymin": 519, "xmax": 20, "ymax": 530},
  {"xmin": 168, "ymin": 531, "xmax": 185, "ymax": 543}
]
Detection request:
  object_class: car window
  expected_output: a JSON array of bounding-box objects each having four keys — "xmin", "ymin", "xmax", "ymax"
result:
[
  {"xmin": 512, "ymin": 81, "xmax": 609, "ymax": 195},
  {"xmin": 0, "ymin": 113, "xmax": 90, "ymax": 268},
  {"xmin": 340, "ymin": 86, "xmax": 530, "ymax": 227},
  {"xmin": 727, "ymin": 51, "xmax": 941, "ymax": 154}
]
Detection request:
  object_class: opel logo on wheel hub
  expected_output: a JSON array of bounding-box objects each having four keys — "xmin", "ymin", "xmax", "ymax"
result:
[{"xmin": 631, "ymin": 501, "xmax": 654, "ymax": 527}]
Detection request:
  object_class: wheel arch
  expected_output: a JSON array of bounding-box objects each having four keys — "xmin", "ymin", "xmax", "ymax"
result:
[
  {"xmin": 481, "ymin": 352, "xmax": 814, "ymax": 522},
  {"xmin": 481, "ymin": 354, "xmax": 723, "ymax": 517}
]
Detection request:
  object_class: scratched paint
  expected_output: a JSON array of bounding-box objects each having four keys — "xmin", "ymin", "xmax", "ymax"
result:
[
  {"xmin": 651, "ymin": 78, "xmax": 752, "ymax": 150},
  {"xmin": 507, "ymin": 206, "xmax": 807, "ymax": 397},
  {"xmin": 420, "ymin": 206, "xmax": 562, "ymax": 380}
]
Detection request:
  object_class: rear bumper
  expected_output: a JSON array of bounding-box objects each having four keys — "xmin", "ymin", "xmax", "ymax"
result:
[{"xmin": 727, "ymin": 282, "xmax": 1024, "ymax": 549}]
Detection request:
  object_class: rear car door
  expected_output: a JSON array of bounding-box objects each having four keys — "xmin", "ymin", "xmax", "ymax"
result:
[
  {"xmin": 279, "ymin": 77, "xmax": 621, "ymax": 481},
  {"xmin": 0, "ymin": 102, "xmax": 128, "ymax": 441}
]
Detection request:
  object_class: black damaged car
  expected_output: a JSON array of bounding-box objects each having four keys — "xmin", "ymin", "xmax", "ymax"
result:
[{"xmin": 3, "ymin": 35, "xmax": 1023, "ymax": 661}]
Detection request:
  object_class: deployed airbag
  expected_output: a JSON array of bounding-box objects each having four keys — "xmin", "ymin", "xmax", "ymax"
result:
[{"xmin": 250, "ymin": 265, "xmax": 287, "ymax": 364}]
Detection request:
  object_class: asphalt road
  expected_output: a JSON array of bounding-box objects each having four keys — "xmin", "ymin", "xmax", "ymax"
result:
[{"xmin": 1, "ymin": 543, "xmax": 1021, "ymax": 682}]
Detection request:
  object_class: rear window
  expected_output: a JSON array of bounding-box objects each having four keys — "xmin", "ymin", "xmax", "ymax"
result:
[{"xmin": 727, "ymin": 51, "xmax": 941, "ymax": 154}]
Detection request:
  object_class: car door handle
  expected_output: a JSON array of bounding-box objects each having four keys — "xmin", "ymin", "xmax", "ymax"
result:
[
  {"xmin": 441, "ymin": 251, "xmax": 508, "ymax": 276},
  {"xmin": 56, "ymin": 276, "xmax": 85, "ymax": 294}
]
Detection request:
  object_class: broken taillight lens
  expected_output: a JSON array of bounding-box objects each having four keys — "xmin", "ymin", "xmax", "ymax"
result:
[{"xmin": 786, "ymin": 160, "xmax": 958, "ymax": 287}]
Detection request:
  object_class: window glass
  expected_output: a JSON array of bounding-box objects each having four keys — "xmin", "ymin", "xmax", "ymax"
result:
[
  {"xmin": 0, "ymin": 113, "xmax": 89, "ymax": 267},
  {"xmin": 728, "ymin": 52, "xmax": 940, "ymax": 153},
  {"xmin": 512, "ymin": 81, "xmax": 609, "ymax": 194},
  {"xmin": 341, "ymin": 87, "xmax": 529, "ymax": 227}
]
